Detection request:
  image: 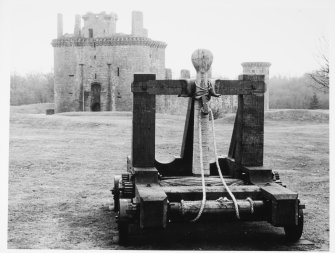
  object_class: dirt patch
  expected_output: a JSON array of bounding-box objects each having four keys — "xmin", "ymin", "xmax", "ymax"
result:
[{"xmin": 8, "ymin": 108, "xmax": 329, "ymax": 250}]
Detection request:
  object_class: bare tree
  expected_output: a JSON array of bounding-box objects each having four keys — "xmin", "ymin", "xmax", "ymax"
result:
[{"xmin": 307, "ymin": 37, "xmax": 329, "ymax": 93}]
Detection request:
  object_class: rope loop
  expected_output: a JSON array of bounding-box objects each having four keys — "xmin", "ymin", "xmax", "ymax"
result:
[{"xmin": 246, "ymin": 197, "xmax": 254, "ymax": 214}]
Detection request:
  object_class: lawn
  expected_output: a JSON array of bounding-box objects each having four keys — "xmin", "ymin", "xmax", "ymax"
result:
[{"xmin": 8, "ymin": 104, "xmax": 329, "ymax": 250}]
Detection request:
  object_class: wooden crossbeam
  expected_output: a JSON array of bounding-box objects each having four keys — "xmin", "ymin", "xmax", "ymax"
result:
[
  {"xmin": 131, "ymin": 79, "xmax": 265, "ymax": 96},
  {"xmin": 214, "ymin": 80, "xmax": 265, "ymax": 95},
  {"xmin": 131, "ymin": 80, "xmax": 193, "ymax": 95},
  {"xmin": 161, "ymin": 185, "xmax": 263, "ymax": 202}
]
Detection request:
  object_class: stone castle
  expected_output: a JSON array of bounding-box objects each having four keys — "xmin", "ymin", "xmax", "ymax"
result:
[
  {"xmin": 52, "ymin": 11, "xmax": 271, "ymax": 113},
  {"xmin": 51, "ymin": 11, "xmax": 167, "ymax": 113}
]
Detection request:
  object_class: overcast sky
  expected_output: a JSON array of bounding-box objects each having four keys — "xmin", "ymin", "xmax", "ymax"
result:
[{"xmin": 6, "ymin": 0, "xmax": 331, "ymax": 79}]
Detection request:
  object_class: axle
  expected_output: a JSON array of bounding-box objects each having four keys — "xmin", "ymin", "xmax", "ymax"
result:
[
  {"xmin": 118, "ymin": 198, "xmax": 265, "ymax": 221},
  {"xmin": 169, "ymin": 199, "xmax": 264, "ymax": 216}
]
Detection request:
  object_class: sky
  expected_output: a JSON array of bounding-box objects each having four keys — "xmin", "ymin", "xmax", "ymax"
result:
[{"xmin": 4, "ymin": 0, "xmax": 332, "ymax": 79}]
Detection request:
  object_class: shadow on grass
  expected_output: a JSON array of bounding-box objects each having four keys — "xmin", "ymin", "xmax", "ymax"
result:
[{"xmin": 69, "ymin": 206, "xmax": 315, "ymax": 251}]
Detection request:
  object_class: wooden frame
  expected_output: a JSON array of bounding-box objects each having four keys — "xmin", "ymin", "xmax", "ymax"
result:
[{"xmin": 128, "ymin": 73, "xmax": 301, "ymax": 230}]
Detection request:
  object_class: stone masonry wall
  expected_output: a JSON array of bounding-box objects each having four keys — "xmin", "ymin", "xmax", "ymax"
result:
[{"xmin": 53, "ymin": 42, "xmax": 165, "ymax": 113}]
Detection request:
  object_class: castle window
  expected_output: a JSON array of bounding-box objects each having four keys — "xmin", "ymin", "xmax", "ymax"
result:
[
  {"xmin": 94, "ymin": 55, "xmax": 96, "ymax": 60},
  {"xmin": 117, "ymin": 67, "xmax": 120, "ymax": 77},
  {"xmin": 252, "ymin": 70, "xmax": 255, "ymax": 73},
  {"xmin": 95, "ymin": 73, "xmax": 97, "ymax": 79},
  {"xmin": 89, "ymin": 29, "xmax": 93, "ymax": 38}
]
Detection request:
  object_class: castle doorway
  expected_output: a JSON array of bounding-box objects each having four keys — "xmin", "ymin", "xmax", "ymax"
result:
[{"xmin": 91, "ymin": 82, "xmax": 101, "ymax": 111}]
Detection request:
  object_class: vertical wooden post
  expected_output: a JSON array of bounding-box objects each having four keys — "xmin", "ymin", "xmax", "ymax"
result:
[
  {"xmin": 180, "ymin": 98, "xmax": 194, "ymax": 172},
  {"xmin": 229, "ymin": 75, "xmax": 264, "ymax": 167},
  {"xmin": 132, "ymin": 74, "xmax": 156, "ymax": 168},
  {"xmin": 191, "ymin": 49, "xmax": 213, "ymax": 176}
]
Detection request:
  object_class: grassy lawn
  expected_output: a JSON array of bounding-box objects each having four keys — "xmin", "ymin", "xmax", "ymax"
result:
[{"xmin": 8, "ymin": 105, "xmax": 329, "ymax": 250}]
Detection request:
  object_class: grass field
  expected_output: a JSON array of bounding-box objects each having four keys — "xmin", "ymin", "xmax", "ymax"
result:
[{"xmin": 8, "ymin": 104, "xmax": 329, "ymax": 250}]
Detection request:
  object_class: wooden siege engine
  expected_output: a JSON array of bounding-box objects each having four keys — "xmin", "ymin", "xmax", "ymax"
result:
[{"xmin": 112, "ymin": 49, "xmax": 304, "ymax": 245}]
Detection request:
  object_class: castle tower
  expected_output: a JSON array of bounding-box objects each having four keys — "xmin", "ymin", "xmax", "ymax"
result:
[
  {"xmin": 74, "ymin": 14, "xmax": 81, "ymax": 36},
  {"xmin": 57, "ymin": 13, "xmax": 63, "ymax": 38},
  {"xmin": 82, "ymin": 12, "xmax": 118, "ymax": 38},
  {"xmin": 241, "ymin": 62, "xmax": 271, "ymax": 110},
  {"xmin": 132, "ymin": 11, "xmax": 148, "ymax": 37},
  {"xmin": 180, "ymin": 69, "xmax": 190, "ymax": 79},
  {"xmin": 165, "ymin": 68, "xmax": 172, "ymax": 80}
]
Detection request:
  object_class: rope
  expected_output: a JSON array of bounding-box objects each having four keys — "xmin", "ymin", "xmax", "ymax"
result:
[
  {"xmin": 190, "ymin": 109, "xmax": 206, "ymax": 222},
  {"xmin": 194, "ymin": 80, "xmax": 211, "ymax": 98},
  {"xmin": 190, "ymin": 81, "xmax": 240, "ymax": 221},
  {"xmin": 209, "ymin": 108, "xmax": 240, "ymax": 219},
  {"xmin": 246, "ymin": 197, "xmax": 254, "ymax": 214}
]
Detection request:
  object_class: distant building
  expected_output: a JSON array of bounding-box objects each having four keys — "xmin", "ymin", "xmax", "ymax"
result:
[{"xmin": 51, "ymin": 11, "xmax": 167, "ymax": 113}]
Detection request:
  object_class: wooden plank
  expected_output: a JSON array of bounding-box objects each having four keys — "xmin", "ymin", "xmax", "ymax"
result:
[
  {"xmin": 159, "ymin": 176, "xmax": 244, "ymax": 186},
  {"xmin": 179, "ymin": 97, "xmax": 194, "ymax": 174},
  {"xmin": 155, "ymin": 156, "xmax": 230, "ymax": 177},
  {"xmin": 155, "ymin": 157, "xmax": 187, "ymax": 176},
  {"xmin": 271, "ymin": 199, "xmax": 298, "ymax": 226},
  {"xmin": 238, "ymin": 75, "xmax": 265, "ymax": 167},
  {"xmin": 260, "ymin": 182, "xmax": 298, "ymax": 201},
  {"xmin": 131, "ymin": 79, "xmax": 265, "ymax": 96},
  {"xmin": 161, "ymin": 185, "xmax": 263, "ymax": 201},
  {"xmin": 135, "ymin": 183, "xmax": 167, "ymax": 229},
  {"xmin": 233, "ymin": 95, "xmax": 244, "ymax": 167},
  {"xmin": 228, "ymin": 107, "xmax": 238, "ymax": 159},
  {"xmin": 131, "ymin": 79, "xmax": 193, "ymax": 95},
  {"xmin": 209, "ymin": 156, "xmax": 231, "ymax": 176},
  {"xmin": 226, "ymin": 157, "xmax": 272, "ymax": 184},
  {"xmin": 238, "ymin": 74, "xmax": 265, "ymax": 82},
  {"xmin": 132, "ymin": 74, "xmax": 156, "ymax": 168},
  {"xmin": 133, "ymin": 167, "xmax": 158, "ymax": 184},
  {"xmin": 214, "ymin": 80, "xmax": 265, "ymax": 95}
]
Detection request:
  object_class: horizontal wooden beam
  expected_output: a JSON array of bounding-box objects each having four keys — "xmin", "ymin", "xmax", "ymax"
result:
[
  {"xmin": 161, "ymin": 185, "xmax": 263, "ymax": 201},
  {"xmin": 132, "ymin": 80, "xmax": 193, "ymax": 95},
  {"xmin": 260, "ymin": 183, "xmax": 298, "ymax": 201},
  {"xmin": 214, "ymin": 80, "xmax": 266, "ymax": 95},
  {"xmin": 132, "ymin": 79, "xmax": 265, "ymax": 96}
]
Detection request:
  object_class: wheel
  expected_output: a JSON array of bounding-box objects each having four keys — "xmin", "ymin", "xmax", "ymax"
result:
[
  {"xmin": 118, "ymin": 218, "xmax": 129, "ymax": 245},
  {"xmin": 118, "ymin": 198, "xmax": 132, "ymax": 245},
  {"xmin": 284, "ymin": 208, "xmax": 304, "ymax": 242},
  {"xmin": 113, "ymin": 176, "xmax": 121, "ymax": 212}
]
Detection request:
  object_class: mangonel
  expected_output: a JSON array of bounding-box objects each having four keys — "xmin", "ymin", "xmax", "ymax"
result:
[{"xmin": 112, "ymin": 50, "xmax": 304, "ymax": 245}]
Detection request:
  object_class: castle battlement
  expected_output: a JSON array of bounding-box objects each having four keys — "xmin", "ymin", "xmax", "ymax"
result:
[
  {"xmin": 241, "ymin": 62, "xmax": 271, "ymax": 68},
  {"xmin": 51, "ymin": 36, "xmax": 167, "ymax": 48},
  {"xmin": 57, "ymin": 10, "xmax": 149, "ymax": 39}
]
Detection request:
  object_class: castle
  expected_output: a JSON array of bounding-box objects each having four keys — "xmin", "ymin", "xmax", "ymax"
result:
[
  {"xmin": 51, "ymin": 11, "xmax": 271, "ymax": 113},
  {"xmin": 51, "ymin": 11, "xmax": 167, "ymax": 113}
]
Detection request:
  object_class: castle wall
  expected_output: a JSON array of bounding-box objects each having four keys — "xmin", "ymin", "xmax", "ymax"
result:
[
  {"xmin": 54, "ymin": 47, "xmax": 79, "ymax": 112},
  {"xmin": 53, "ymin": 41, "xmax": 165, "ymax": 112},
  {"xmin": 53, "ymin": 12, "xmax": 166, "ymax": 113}
]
